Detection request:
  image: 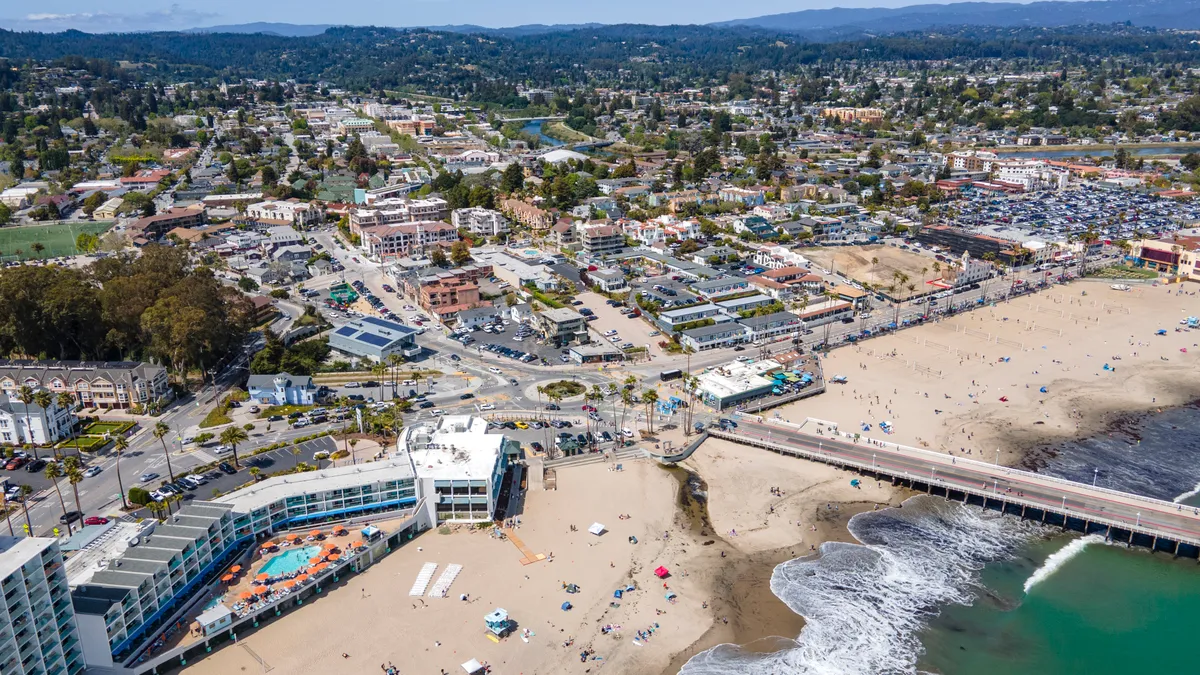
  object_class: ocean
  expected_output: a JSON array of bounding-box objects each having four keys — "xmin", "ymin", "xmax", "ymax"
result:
[{"xmin": 679, "ymin": 403, "xmax": 1200, "ymax": 675}]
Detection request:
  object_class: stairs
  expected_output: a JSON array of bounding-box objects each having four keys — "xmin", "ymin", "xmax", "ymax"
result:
[{"xmin": 544, "ymin": 447, "xmax": 647, "ymax": 471}]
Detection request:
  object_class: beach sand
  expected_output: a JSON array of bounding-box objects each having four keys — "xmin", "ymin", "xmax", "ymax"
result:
[{"xmin": 786, "ymin": 283, "xmax": 1200, "ymax": 466}]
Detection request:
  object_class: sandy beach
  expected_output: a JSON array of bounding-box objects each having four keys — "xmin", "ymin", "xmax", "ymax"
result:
[{"xmin": 786, "ymin": 283, "xmax": 1200, "ymax": 466}]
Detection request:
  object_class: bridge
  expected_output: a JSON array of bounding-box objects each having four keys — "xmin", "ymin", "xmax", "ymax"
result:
[
  {"xmin": 497, "ymin": 115, "xmax": 566, "ymax": 122},
  {"xmin": 705, "ymin": 417, "xmax": 1200, "ymax": 558}
]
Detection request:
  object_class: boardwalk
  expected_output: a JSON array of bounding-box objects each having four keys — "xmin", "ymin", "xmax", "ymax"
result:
[{"xmin": 709, "ymin": 417, "xmax": 1200, "ymax": 556}]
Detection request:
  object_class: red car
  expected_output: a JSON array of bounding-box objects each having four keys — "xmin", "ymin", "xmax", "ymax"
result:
[
  {"xmin": 581, "ymin": 405, "xmax": 597, "ymax": 412},
  {"xmin": 83, "ymin": 516, "xmax": 109, "ymax": 526},
  {"xmin": 5, "ymin": 457, "xmax": 26, "ymax": 471}
]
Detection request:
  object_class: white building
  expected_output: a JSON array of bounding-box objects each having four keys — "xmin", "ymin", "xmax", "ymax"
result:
[
  {"xmin": 0, "ymin": 389, "xmax": 74, "ymax": 445},
  {"xmin": 992, "ymin": 160, "xmax": 1070, "ymax": 191},
  {"xmin": 947, "ymin": 251, "xmax": 994, "ymax": 287},
  {"xmin": 349, "ymin": 197, "xmax": 449, "ymax": 230},
  {"xmin": 452, "ymin": 208, "xmax": 510, "ymax": 237},
  {"xmin": 397, "ymin": 415, "xmax": 516, "ymax": 524},
  {"xmin": 0, "ymin": 186, "xmax": 42, "ymax": 209},
  {"xmin": 246, "ymin": 199, "xmax": 323, "ymax": 229},
  {"xmin": 0, "ymin": 537, "xmax": 85, "ymax": 675}
]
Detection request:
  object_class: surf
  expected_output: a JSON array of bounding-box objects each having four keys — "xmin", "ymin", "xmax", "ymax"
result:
[{"xmin": 1023, "ymin": 534, "xmax": 1104, "ymax": 594}]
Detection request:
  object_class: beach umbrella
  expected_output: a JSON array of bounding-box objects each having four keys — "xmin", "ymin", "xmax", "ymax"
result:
[
  {"xmin": 255, "ymin": 573, "xmax": 269, "ymax": 581},
  {"xmin": 309, "ymin": 556, "xmax": 323, "ymax": 565},
  {"xmin": 327, "ymin": 553, "xmax": 340, "ymax": 561},
  {"xmin": 239, "ymin": 592, "xmax": 254, "ymax": 601},
  {"xmin": 309, "ymin": 530, "xmax": 321, "ymax": 538},
  {"xmin": 256, "ymin": 586, "xmax": 271, "ymax": 595},
  {"xmin": 220, "ymin": 574, "xmax": 234, "ymax": 583},
  {"xmin": 295, "ymin": 574, "xmax": 309, "ymax": 583},
  {"xmin": 323, "ymin": 541, "xmax": 337, "ymax": 549},
  {"xmin": 286, "ymin": 533, "xmax": 299, "ymax": 541},
  {"xmin": 349, "ymin": 540, "xmax": 363, "ymax": 548},
  {"xmin": 230, "ymin": 565, "xmax": 242, "ymax": 573},
  {"xmin": 280, "ymin": 580, "xmax": 295, "ymax": 589}
]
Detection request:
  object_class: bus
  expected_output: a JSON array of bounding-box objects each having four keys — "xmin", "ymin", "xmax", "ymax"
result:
[{"xmin": 659, "ymin": 369, "xmax": 683, "ymax": 382}]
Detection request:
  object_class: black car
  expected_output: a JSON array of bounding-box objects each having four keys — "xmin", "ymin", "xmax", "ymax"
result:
[
  {"xmin": 601, "ymin": 431, "xmax": 613, "ymax": 442},
  {"xmin": 268, "ymin": 415, "xmax": 284, "ymax": 422},
  {"xmin": 419, "ymin": 401, "xmax": 436, "ymax": 409},
  {"xmin": 460, "ymin": 393, "xmax": 474, "ymax": 400},
  {"xmin": 24, "ymin": 459, "xmax": 47, "ymax": 473},
  {"xmin": 59, "ymin": 511, "xmax": 82, "ymax": 524},
  {"xmin": 450, "ymin": 354, "xmax": 461, "ymax": 361},
  {"xmin": 544, "ymin": 403, "xmax": 560, "ymax": 411},
  {"xmin": 733, "ymin": 346, "xmax": 746, "ymax": 352},
  {"xmin": 219, "ymin": 462, "xmax": 237, "ymax": 475}
]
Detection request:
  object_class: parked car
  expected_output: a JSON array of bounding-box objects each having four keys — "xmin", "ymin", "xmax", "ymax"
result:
[
  {"xmin": 479, "ymin": 403, "xmax": 496, "ymax": 411},
  {"xmin": 83, "ymin": 516, "xmax": 109, "ymax": 526},
  {"xmin": 218, "ymin": 462, "xmax": 237, "ymax": 475},
  {"xmin": 24, "ymin": 459, "xmax": 47, "ymax": 473}
]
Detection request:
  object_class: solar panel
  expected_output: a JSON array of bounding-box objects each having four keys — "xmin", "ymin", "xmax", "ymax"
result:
[
  {"xmin": 335, "ymin": 326, "xmax": 358, "ymax": 337},
  {"xmin": 357, "ymin": 333, "xmax": 393, "ymax": 348},
  {"xmin": 360, "ymin": 316, "xmax": 408, "ymax": 332}
]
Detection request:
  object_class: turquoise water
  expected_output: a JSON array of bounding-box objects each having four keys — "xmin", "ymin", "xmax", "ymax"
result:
[{"xmin": 260, "ymin": 545, "xmax": 321, "ymax": 577}]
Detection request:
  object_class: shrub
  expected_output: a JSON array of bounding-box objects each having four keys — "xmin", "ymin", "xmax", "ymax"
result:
[
  {"xmin": 192, "ymin": 432, "xmax": 214, "ymax": 445},
  {"xmin": 128, "ymin": 487, "xmax": 151, "ymax": 506}
]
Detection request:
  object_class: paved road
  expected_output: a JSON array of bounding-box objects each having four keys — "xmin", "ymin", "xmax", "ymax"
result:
[{"xmin": 718, "ymin": 417, "xmax": 1200, "ymax": 548}]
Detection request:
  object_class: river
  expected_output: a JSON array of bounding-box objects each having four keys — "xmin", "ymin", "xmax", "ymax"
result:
[
  {"xmin": 679, "ymin": 403, "xmax": 1200, "ymax": 675},
  {"xmin": 519, "ymin": 120, "xmax": 564, "ymax": 147}
]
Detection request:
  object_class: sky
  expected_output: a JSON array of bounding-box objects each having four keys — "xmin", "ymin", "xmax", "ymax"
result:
[{"xmin": 0, "ymin": 0, "xmax": 1054, "ymax": 33}]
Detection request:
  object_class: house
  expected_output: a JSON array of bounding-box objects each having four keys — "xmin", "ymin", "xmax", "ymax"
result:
[
  {"xmin": 692, "ymin": 246, "xmax": 739, "ymax": 265},
  {"xmin": 0, "ymin": 389, "xmax": 73, "ymax": 445},
  {"xmin": 271, "ymin": 245, "xmax": 312, "ymax": 264},
  {"xmin": 589, "ymin": 268, "xmax": 628, "ymax": 293},
  {"xmin": 580, "ymin": 225, "xmax": 625, "ymax": 257},
  {"xmin": 0, "ymin": 360, "xmax": 170, "ymax": 411},
  {"xmin": 536, "ymin": 308, "xmax": 588, "ymax": 347},
  {"xmin": 509, "ymin": 302, "xmax": 534, "ymax": 324},
  {"xmin": 246, "ymin": 373, "xmax": 317, "ymax": 406},
  {"xmin": 455, "ymin": 306, "xmax": 503, "ymax": 330},
  {"xmin": 501, "ymin": 199, "xmax": 553, "ymax": 232},
  {"xmin": 551, "ymin": 221, "xmax": 577, "ymax": 248}
]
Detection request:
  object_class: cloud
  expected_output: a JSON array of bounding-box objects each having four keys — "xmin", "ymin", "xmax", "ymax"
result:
[{"xmin": 3, "ymin": 4, "xmax": 217, "ymax": 32}]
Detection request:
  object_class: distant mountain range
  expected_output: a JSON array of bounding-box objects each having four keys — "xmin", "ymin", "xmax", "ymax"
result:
[
  {"xmin": 184, "ymin": 23, "xmax": 336, "ymax": 37},
  {"xmin": 712, "ymin": 0, "xmax": 1200, "ymax": 33},
  {"xmin": 183, "ymin": 21, "xmax": 604, "ymax": 38}
]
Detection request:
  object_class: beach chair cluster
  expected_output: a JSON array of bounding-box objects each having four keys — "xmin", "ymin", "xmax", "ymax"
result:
[{"xmin": 427, "ymin": 564, "xmax": 463, "ymax": 598}]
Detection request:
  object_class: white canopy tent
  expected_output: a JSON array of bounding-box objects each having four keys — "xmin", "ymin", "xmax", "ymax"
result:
[{"xmin": 588, "ymin": 522, "xmax": 605, "ymax": 536}]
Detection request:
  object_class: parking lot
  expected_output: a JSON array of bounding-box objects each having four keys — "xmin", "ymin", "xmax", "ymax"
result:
[
  {"xmin": 147, "ymin": 436, "xmax": 340, "ymax": 504},
  {"xmin": 576, "ymin": 291, "xmax": 664, "ymax": 356},
  {"xmin": 458, "ymin": 318, "xmax": 565, "ymax": 366}
]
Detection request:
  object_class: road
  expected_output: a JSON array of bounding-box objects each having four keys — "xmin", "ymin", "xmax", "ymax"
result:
[{"xmin": 717, "ymin": 417, "xmax": 1200, "ymax": 548}]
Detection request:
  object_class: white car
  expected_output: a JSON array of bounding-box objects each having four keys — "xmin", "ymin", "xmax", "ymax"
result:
[
  {"xmin": 431, "ymin": 409, "xmax": 446, "ymax": 416},
  {"xmin": 488, "ymin": 367, "xmax": 503, "ymax": 374},
  {"xmin": 83, "ymin": 466, "xmax": 102, "ymax": 478},
  {"xmin": 344, "ymin": 381, "xmax": 361, "ymax": 388},
  {"xmin": 513, "ymin": 336, "xmax": 524, "ymax": 342},
  {"xmin": 621, "ymin": 428, "xmax": 634, "ymax": 438},
  {"xmin": 479, "ymin": 403, "xmax": 496, "ymax": 411},
  {"xmin": 605, "ymin": 330, "xmax": 618, "ymax": 336}
]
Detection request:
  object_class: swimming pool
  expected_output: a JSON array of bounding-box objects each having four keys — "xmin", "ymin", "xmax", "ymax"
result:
[{"xmin": 260, "ymin": 545, "xmax": 322, "ymax": 577}]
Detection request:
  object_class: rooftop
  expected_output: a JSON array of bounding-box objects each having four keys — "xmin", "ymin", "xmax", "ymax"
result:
[
  {"xmin": 216, "ymin": 457, "xmax": 417, "ymax": 513},
  {"xmin": 401, "ymin": 415, "xmax": 506, "ymax": 481},
  {"xmin": 0, "ymin": 536, "xmax": 56, "ymax": 582},
  {"xmin": 697, "ymin": 359, "xmax": 781, "ymax": 400}
]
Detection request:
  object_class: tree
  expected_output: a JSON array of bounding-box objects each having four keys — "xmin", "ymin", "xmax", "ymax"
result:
[
  {"xmin": 450, "ymin": 240, "xmax": 472, "ymax": 267},
  {"xmin": 237, "ymin": 276, "xmax": 259, "ymax": 292},
  {"xmin": 500, "ymin": 162, "xmax": 524, "ymax": 193},
  {"xmin": 371, "ymin": 362, "xmax": 388, "ymax": 405},
  {"xmin": 44, "ymin": 463, "xmax": 73, "ymax": 536},
  {"xmin": 430, "ymin": 246, "xmax": 448, "ymax": 267},
  {"xmin": 18, "ymin": 485, "xmax": 34, "ymax": 536},
  {"xmin": 32, "ymin": 389, "xmax": 54, "ymax": 455},
  {"xmin": 1, "ymin": 492, "xmax": 13, "ymax": 536},
  {"xmin": 152, "ymin": 421, "xmax": 177, "ymax": 482},
  {"xmin": 0, "ymin": 202, "xmax": 10, "ymax": 225},
  {"xmin": 16, "ymin": 386, "xmax": 37, "ymax": 459},
  {"xmin": 218, "ymin": 426, "xmax": 249, "ymax": 469},
  {"xmin": 64, "ymin": 456, "xmax": 84, "ymax": 532},
  {"xmin": 641, "ymin": 389, "xmax": 659, "ymax": 434},
  {"xmin": 113, "ymin": 436, "xmax": 129, "ymax": 509}
]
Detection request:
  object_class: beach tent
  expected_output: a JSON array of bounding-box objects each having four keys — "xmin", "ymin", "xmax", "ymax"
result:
[
  {"xmin": 561, "ymin": 601, "xmax": 572, "ymax": 611},
  {"xmin": 461, "ymin": 658, "xmax": 486, "ymax": 675},
  {"xmin": 361, "ymin": 525, "xmax": 382, "ymax": 540},
  {"xmin": 654, "ymin": 566, "xmax": 670, "ymax": 579},
  {"xmin": 588, "ymin": 523, "xmax": 606, "ymax": 536}
]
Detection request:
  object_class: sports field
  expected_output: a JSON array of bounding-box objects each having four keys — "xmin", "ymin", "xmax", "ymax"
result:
[{"xmin": 0, "ymin": 221, "xmax": 114, "ymax": 260}]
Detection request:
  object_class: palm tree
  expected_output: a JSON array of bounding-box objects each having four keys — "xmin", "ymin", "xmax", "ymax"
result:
[
  {"xmin": 620, "ymin": 387, "xmax": 636, "ymax": 435},
  {"xmin": 387, "ymin": 354, "xmax": 404, "ymax": 398},
  {"xmin": 291, "ymin": 443, "xmax": 302, "ymax": 469},
  {"xmin": 148, "ymin": 499, "xmax": 167, "ymax": 522},
  {"xmin": 44, "ymin": 463, "xmax": 73, "ymax": 536},
  {"xmin": 32, "ymin": 390, "xmax": 54, "ymax": 457},
  {"xmin": 65, "ymin": 462, "xmax": 84, "ymax": 530},
  {"xmin": 336, "ymin": 395, "xmax": 351, "ymax": 456},
  {"xmin": 112, "ymin": 436, "xmax": 130, "ymax": 509},
  {"xmin": 56, "ymin": 392, "xmax": 81, "ymax": 458},
  {"xmin": 249, "ymin": 467, "xmax": 261, "ymax": 481},
  {"xmin": 641, "ymin": 389, "xmax": 659, "ymax": 434},
  {"xmin": 152, "ymin": 422, "xmax": 177, "ymax": 483},
  {"xmin": 535, "ymin": 385, "xmax": 546, "ymax": 419},
  {"xmin": 167, "ymin": 492, "xmax": 185, "ymax": 517},
  {"xmin": 218, "ymin": 426, "xmax": 249, "ymax": 470},
  {"xmin": 16, "ymin": 385, "xmax": 38, "ymax": 459},
  {"xmin": 371, "ymin": 363, "xmax": 388, "ymax": 402},
  {"xmin": 18, "ymin": 485, "xmax": 34, "ymax": 536},
  {"xmin": 606, "ymin": 383, "xmax": 619, "ymax": 427},
  {"xmin": 1, "ymin": 492, "xmax": 14, "ymax": 536}
]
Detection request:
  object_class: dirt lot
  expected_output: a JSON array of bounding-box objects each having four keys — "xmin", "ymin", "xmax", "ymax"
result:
[{"xmin": 805, "ymin": 244, "xmax": 938, "ymax": 298}]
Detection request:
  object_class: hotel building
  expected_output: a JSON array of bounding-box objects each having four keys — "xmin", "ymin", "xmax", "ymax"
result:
[{"xmin": 0, "ymin": 537, "xmax": 84, "ymax": 675}]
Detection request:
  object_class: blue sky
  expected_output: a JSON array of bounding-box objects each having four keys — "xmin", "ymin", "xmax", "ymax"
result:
[{"xmin": 0, "ymin": 0, "xmax": 1051, "ymax": 33}]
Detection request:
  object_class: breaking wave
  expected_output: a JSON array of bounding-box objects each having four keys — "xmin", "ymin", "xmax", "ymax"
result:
[{"xmin": 1023, "ymin": 534, "xmax": 1104, "ymax": 594}]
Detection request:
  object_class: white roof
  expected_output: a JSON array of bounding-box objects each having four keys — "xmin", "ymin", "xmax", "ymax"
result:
[
  {"xmin": 196, "ymin": 604, "xmax": 233, "ymax": 626},
  {"xmin": 215, "ymin": 457, "xmax": 416, "ymax": 513},
  {"xmin": 697, "ymin": 358, "xmax": 781, "ymax": 400},
  {"xmin": 0, "ymin": 537, "xmax": 56, "ymax": 582},
  {"xmin": 541, "ymin": 149, "xmax": 587, "ymax": 164},
  {"xmin": 401, "ymin": 415, "xmax": 505, "ymax": 481}
]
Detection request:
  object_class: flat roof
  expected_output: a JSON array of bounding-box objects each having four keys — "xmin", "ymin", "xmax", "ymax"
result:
[
  {"xmin": 570, "ymin": 342, "xmax": 625, "ymax": 356},
  {"xmin": 65, "ymin": 521, "xmax": 149, "ymax": 587},
  {"xmin": 0, "ymin": 536, "xmax": 56, "ymax": 582},
  {"xmin": 215, "ymin": 457, "xmax": 417, "ymax": 513},
  {"xmin": 698, "ymin": 359, "xmax": 781, "ymax": 400},
  {"xmin": 716, "ymin": 294, "xmax": 773, "ymax": 309},
  {"xmin": 540, "ymin": 307, "xmax": 585, "ymax": 323},
  {"xmin": 331, "ymin": 317, "xmax": 417, "ymax": 350},
  {"xmin": 737, "ymin": 311, "xmax": 800, "ymax": 328},
  {"xmin": 683, "ymin": 323, "xmax": 747, "ymax": 339},
  {"xmin": 402, "ymin": 415, "xmax": 505, "ymax": 481},
  {"xmin": 661, "ymin": 303, "xmax": 719, "ymax": 319}
]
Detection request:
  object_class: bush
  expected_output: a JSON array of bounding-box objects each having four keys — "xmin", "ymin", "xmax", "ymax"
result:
[
  {"xmin": 128, "ymin": 487, "xmax": 151, "ymax": 506},
  {"xmin": 243, "ymin": 423, "xmax": 255, "ymax": 431},
  {"xmin": 192, "ymin": 432, "xmax": 214, "ymax": 445}
]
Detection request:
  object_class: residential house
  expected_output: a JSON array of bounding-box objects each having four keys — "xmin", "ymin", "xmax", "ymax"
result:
[
  {"xmin": 536, "ymin": 308, "xmax": 588, "ymax": 346},
  {"xmin": 588, "ymin": 268, "xmax": 628, "ymax": 293},
  {"xmin": 500, "ymin": 199, "xmax": 553, "ymax": 232},
  {"xmin": 0, "ymin": 361, "xmax": 170, "ymax": 411},
  {"xmin": 0, "ymin": 389, "xmax": 73, "ymax": 445},
  {"xmin": 580, "ymin": 224, "xmax": 625, "ymax": 258},
  {"xmin": 246, "ymin": 374, "xmax": 317, "ymax": 406}
]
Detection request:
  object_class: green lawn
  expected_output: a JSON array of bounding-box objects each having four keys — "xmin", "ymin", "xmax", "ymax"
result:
[
  {"xmin": 0, "ymin": 221, "xmax": 114, "ymax": 260},
  {"xmin": 81, "ymin": 420, "xmax": 135, "ymax": 436},
  {"xmin": 257, "ymin": 404, "xmax": 314, "ymax": 419},
  {"xmin": 57, "ymin": 436, "xmax": 111, "ymax": 452}
]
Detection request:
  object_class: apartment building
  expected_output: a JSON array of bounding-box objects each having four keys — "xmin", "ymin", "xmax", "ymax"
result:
[
  {"xmin": 357, "ymin": 221, "xmax": 459, "ymax": 260},
  {"xmin": 451, "ymin": 208, "xmax": 510, "ymax": 237},
  {"xmin": 245, "ymin": 199, "xmax": 323, "ymax": 229},
  {"xmin": 70, "ymin": 502, "xmax": 240, "ymax": 666},
  {"xmin": 679, "ymin": 323, "xmax": 749, "ymax": 352},
  {"xmin": 945, "ymin": 150, "xmax": 1001, "ymax": 173},
  {"xmin": 398, "ymin": 416, "xmax": 514, "ymax": 524},
  {"xmin": 0, "ymin": 389, "xmax": 74, "ymax": 445},
  {"xmin": 536, "ymin": 308, "xmax": 588, "ymax": 347},
  {"xmin": 419, "ymin": 278, "xmax": 485, "ymax": 319},
  {"xmin": 500, "ymin": 199, "xmax": 553, "ymax": 231},
  {"xmin": 580, "ymin": 224, "xmax": 625, "ymax": 257},
  {"xmin": 0, "ymin": 361, "xmax": 171, "ymax": 411},
  {"xmin": 0, "ymin": 537, "xmax": 84, "ymax": 675},
  {"xmin": 386, "ymin": 117, "xmax": 436, "ymax": 137},
  {"xmin": 821, "ymin": 107, "xmax": 884, "ymax": 124},
  {"xmin": 349, "ymin": 198, "xmax": 449, "ymax": 233},
  {"xmin": 718, "ymin": 187, "xmax": 767, "ymax": 206},
  {"xmin": 126, "ymin": 206, "xmax": 205, "ymax": 242}
]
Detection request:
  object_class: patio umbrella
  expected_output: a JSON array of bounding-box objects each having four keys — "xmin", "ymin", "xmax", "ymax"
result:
[
  {"xmin": 286, "ymin": 533, "xmax": 299, "ymax": 541},
  {"xmin": 309, "ymin": 530, "xmax": 321, "ymax": 538},
  {"xmin": 239, "ymin": 592, "xmax": 254, "ymax": 601},
  {"xmin": 327, "ymin": 553, "xmax": 340, "ymax": 561},
  {"xmin": 230, "ymin": 565, "xmax": 242, "ymax": 573},
  {"xmin": 255, "ymin": 573, "xmax": 269, "ymax": 581},
  {"xmin": 256, "ymin": 586, "xmax": 271, "ymax": 595},
  {"xmin": 333, "ymin": 525, "xmax": 347, "ymax": 533},
  {"xmin": 323, "ymin": 542, "xmax": 337, "ymax": 549},
  {"xmin": 309, "ymin": 556, "xmax": 323, "ymax": 565},
  {"xmin": 349, "ymin": 540, "xmax": 363, "ymax": 548},
  {"xmin": 280, "ymin": 580, "xmax": 295, "ymax": 589},
  {"xmin": 295, "ymin": 574, "xmax": 308, "ymax": 583},
  {"xmin": 220, "ymin": 574, "xmax": 234, "ymax": 583}
]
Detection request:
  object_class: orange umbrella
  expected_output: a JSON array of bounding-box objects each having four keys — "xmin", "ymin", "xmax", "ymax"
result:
[
  {"xmin": 255, "ymin": 573, "xmax": 269, "ymax": 581},
  {"xmin": 333, "ymin": 525, "xmax": 347, "ymax": 533},
  {"xmin": 295, "ymin": 574, "xmax": 308, "ymax": 583},
  {"xmin": 220, "ymin": 574, "xmax": 234, "ymax": 583},
  {"xmin": 327, "ymin": 553, "xmax": 340, "ymax": 561},
  {"xmin": 309, "ymin": 556, "xmax": 323, "ymax": 565},
  {"xmin": 239, "ymin": 591, "xmax": 254, "ymax": 600},
  {"xmin": 230, "ymin": 565, "xmax": 242, "ymax": 573},
  {"xmin": 323, "ymin": 542, "xmax": 337, "ymax": 549},
  {"xmin": 256, "ymin": 586, "xmax": 271, "ymax": 595},
  {"xmin": 309, "ymin": 530, "xmax": 321, "ymax": 538},
  {"xmin": 349, "ymin": 540, "xmax": 363, "ymax": 548},
  {"xmin": 306, "ymin": 566, "xmax": 320, "ymax": 575},
  {"xmin": 286, "ymin": 533, "xmax": 299, "ymax": 541},
  {"xmin": 280, "ymin": 580, "xmax": 295, "ymax": 589}
]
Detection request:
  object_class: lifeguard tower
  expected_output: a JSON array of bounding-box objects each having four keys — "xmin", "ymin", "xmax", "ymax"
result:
[{"xmin": 485, "ymin": 608, "xmax": 514, "ymax": 641}]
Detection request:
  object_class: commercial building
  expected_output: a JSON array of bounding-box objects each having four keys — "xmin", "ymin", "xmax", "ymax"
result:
[
  {"xmin": 0, "ymin": 360, "xmax": 171, "ymax": 411},
  {"xmin": 692, "ymin": 277, "xmax": 750, "ymax": 301},
  {"xmin": 797, "ymin": 299, "xmax": 855, "ymax": 328},
  {"xmin": 245, "ymin": 199, "xmax": 323, "ymax": 229},
  {"xmin": 349, "ymin": 198, "xmax": 449, "ymax": 232},
  {"xmin": 328, "ymin": 317, "xmax": 421, "ymax": 362},
  {"xmin": 536, "ymin": 308, "xmax": 588, "ymax": 347},
  {"xmin": 715, "ymin": 294, "xmax": 776, "ymax": 315},
  {"xmin": 821, "ymin": 107, "xmax": 884, "ymax": 124},
  {"xmin": 679, "ymin": 323, "xmax": 748, "ymax": 352},
  {"xmin": 657, "ymin": 303, "xmax": 726, "ymax": 331},
  {"xmin": 246, "ymin": 374, "xmax": 317, "ymax": 407},
  {"xmin": 695, "ymin": 359, "xmax": 780, "ymax": 410},
  {"xmin": 70, "ymin": 502, "xmax": 241, "ymax": 667},
  {"xmin": 398, "ymin": 415, "xmax": 515, "ymax": 523},
  {"xmin": 567, "ymin": 343, "xmax": 626, "ymax": 364},
  {"xmin": 451, "ymin": 208, "xmax": 509, "ymax": 237},
  {"xmin": 0, "ymin": 537, "xmax": 84, "ymax": 675},
  {"xmin": 419, "ymin": 278, "xmax": 486, "ymax": 320},
  {"xmin": 738, "ymin": 311, "xmax": 802, "ymax": 342},
  {"xmin": 0, "ymin": 388, "xmax": 74, "ymax": 445}
]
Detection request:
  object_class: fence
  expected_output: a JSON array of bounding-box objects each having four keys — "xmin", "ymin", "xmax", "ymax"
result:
[
  {"xmin": 995, "ymin": 337, "xmax": 1023, "ymax": 349},
  {"xmin": 924, "ymin": 340, "xmax": 950, "ymax": 352}
]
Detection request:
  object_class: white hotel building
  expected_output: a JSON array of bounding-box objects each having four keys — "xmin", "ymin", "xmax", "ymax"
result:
[{"xmin": 0, "ymin": 537, "xmax": 85, "ymax": 675}]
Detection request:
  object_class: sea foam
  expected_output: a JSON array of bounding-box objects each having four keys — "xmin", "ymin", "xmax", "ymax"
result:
[{"xmin": 1023, "ymin": 534, "xmax": 1104, "ymax": 593}]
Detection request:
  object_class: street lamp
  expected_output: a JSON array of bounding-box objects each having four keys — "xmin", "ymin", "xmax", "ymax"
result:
[{"xmin": 1093, "ymin": 468, "xmax": 1099, "ymax": 486}]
